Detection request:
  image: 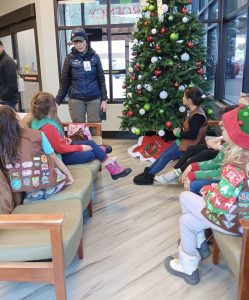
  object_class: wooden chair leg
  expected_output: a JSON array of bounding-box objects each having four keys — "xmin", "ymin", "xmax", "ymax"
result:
[
  {"xmin": 212, "ymin": 238, "xmax": 220, "ymax": 265},
  {"xmin": 87, "ymin": 200, "xmax": 93, "ymax": 217},
  {"xmin": 50, "ymin": 227, "xmax": 67, "ymax": 300},
  {"xmin": 77, "ymin": 237, "xmax": 84, "ymax": 260}
]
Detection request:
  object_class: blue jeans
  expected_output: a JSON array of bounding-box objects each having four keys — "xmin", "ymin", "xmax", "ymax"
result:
[
  {"xmin": 148, "ymin": 142, "xmax": 184, "ymax": 175},
  {"xmin": 62, "ymin": 140, "xmax": 107, "ymax": 165},
  {"xmin": 190, "ymin": 179, "xmax": 219, "ymax": 196}
]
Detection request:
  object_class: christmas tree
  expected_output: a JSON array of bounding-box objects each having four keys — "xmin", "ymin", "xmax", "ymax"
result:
[{"xmin": 120, "ymin": 0, "xmax": 214, "ymax": 137}]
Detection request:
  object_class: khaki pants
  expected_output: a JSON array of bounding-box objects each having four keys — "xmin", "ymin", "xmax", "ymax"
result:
[{"xmin": 68, "ymin": 98, "xmax": 101, "ymax": 123}]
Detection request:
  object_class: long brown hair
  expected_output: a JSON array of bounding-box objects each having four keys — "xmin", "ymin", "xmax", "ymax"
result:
[
  {"xmin": 31, "ymin": 92, "xmax": 63, "ymax": 127},
  {"xmin": 0, "ymin": 106, "xmax": 22, "ymax": 169}
]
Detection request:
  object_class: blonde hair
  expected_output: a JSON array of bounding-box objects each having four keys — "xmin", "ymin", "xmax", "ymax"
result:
[{"xmin": 223, "ymin": 140, "xmax": 249, "ymax": 165}]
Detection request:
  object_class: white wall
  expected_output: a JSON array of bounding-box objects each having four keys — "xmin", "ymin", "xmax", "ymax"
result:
[{"xmin": 0, "ymin": 0, "xmax": 123, "ymax": 131}]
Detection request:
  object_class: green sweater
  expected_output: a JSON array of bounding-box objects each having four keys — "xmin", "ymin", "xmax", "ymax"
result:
[{"xmin": 188, "ymin": 148, "xmax": 225, "ymax": 181}]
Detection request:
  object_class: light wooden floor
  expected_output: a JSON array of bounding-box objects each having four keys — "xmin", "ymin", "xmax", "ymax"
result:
[{"xmin": 0, "ymin": 139, "xmax": 237, "ymax": 300}]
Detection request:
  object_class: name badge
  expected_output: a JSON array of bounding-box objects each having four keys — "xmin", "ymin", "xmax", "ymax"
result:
[{"xmin": 83, "ymin": 61, "xmax": 91, "ymax": 71}]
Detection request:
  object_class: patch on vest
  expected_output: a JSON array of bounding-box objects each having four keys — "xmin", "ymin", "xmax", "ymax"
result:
[
  {"xmin": 222, "ymin": 220, "xmax": 236, "ymax": 230},
  {"xmin": 41, "ymin": 155, "xmax": 48, "ymax": 163},
  {"xmin": 11, "ymin": 178, "xmax": 22, "ymax": 190}
]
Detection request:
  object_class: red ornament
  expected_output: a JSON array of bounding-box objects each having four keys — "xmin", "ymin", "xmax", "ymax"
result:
[
  {"xmin": 174, "ymin": 82, "xmax": 180, "ymax": 89},
  {"xmin": 155, "ymin": 44, "xmax": 161, "ymax": 50},
  {"xmin": 197, "ymin": 68, "xmax": 204, "ymax": 75},
  {"xmin": 154, "ymin": 69, "xmax": 161, "ymax": 77},
  {"xmin": 187, "ymin": 41, "xmax": 194, "ymax": 48},
  {"xmin": 196, "ymin": 60, "xmax": 202, "ymax": 67},
  {"xmin": 165, "ymin": 121, "xmax": 172, "ymax": 128},
  {"xmin": 188, "ymin": 0, "xmax": 193, "ymax": 4},
  {"xmin": 181, "ymin": 7, "xmax": 188, "ymax": 14},
  {"xmin": 146, "ymin": 36, "xmax": 154, "ymax": 42},
  {"xmin": 131, "ymin": 75, "xmax": 136, "ymax": 81},
  {"xmin": 135, "ymin": 63, "xmax": 140, "ymax": 70},
  {"xmin": 127, "ymin": 111, "xmax": 134, "ymax": 117},
  {"xmin": 160, "ymin": 27, "xmax": 166, "ymax": 34},
  {"xmin": 122, "ymin": 84, "xmax": 126, "ymax": 89}
]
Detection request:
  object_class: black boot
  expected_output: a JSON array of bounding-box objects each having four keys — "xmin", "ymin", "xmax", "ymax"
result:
[
  {"xmin": 100, "ymin": 144, "xmax": 112, "ymax": 154},
  {"xmin": 133, "ymin": 167, "xmax": 154, "ymax": 185}
]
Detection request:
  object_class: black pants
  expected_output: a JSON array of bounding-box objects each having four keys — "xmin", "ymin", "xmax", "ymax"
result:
[{"xmin": 174, "ymin": 144, "xmax": 219, "ymax": 172}]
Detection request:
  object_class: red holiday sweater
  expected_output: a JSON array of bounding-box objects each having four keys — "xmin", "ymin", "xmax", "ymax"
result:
[{"xmin": 40, "ymin": 124, "xmax": 83, "ymax": 154}]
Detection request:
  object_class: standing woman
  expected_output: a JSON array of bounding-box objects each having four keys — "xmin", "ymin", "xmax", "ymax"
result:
[{"xmin": 56, "ymin": 27, "xmax": 108, "ymax": 123}]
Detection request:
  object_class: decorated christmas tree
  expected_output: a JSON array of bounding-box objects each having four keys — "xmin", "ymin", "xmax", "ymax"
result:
[{"xmin": 120, "ymin": 0, "xmax": 214, "ymax": 137}]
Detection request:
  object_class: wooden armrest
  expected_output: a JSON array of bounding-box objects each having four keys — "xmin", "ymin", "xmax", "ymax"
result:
[
  {"xmin": 240, "ymin": 219, "xmax": 249, "ymax": 230},
  {"xmin": 0, "ymin": 214, "xmax": 64, "ymax": 229},
  {"xmin": 207, "ymin": 120, "xmax": 220, "ymax": 126},
  {"xmin": 62, "ymin": 122, "xmax": 102, "ymax": 136}
]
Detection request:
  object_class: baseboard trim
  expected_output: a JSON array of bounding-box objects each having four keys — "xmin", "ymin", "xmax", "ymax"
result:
[{"xmin": 102, "ymin": 131, "xmax": 138, "ymax": 139}]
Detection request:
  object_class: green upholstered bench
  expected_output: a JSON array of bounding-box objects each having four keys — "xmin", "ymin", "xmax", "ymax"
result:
[
  {"xmin": 23, "ymin": 167, "xmax": 94, "ymax": 217},
  {"xmin": 212, "ymin": 219, "xmax": 249, "ymax": 300},
  {"xmin": 0, "ymin": 199, "xmax": 83, "ymax": 300}
]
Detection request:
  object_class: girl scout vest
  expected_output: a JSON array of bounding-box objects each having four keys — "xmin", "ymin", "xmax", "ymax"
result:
[
  {"xmin": 6, "ymin": 128, "xmax": 66, "ymax": 193},
  {"xmin": 201, "ymin": 160, "xmax": 249, "ymax": 235},
  {"xmin": 179, "ymin": 106, "xmax": 208, "ymax": 151}
]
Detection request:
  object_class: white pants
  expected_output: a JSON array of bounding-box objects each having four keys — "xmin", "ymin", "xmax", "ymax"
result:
[{"xmin": 179, "ymin": 191, "xmax": 234, "ymax": 256}]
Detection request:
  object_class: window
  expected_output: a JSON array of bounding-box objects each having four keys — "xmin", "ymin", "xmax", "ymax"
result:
[
  {"xmin": 57, "ymin": 1, "xmax": 108, "ymax": 26},
  {"xmin": 110, "ymin": 0, "xmax": 141, "ymax": 24},
  {"xmin": 224, "ymin": 12, "xmax": 247, "ymax": 103},
  {"xmin": 226, "ymin": 0, "xmax": 248, "ymax": 15},
  {"xmin": 206, "ymin": 26, "xmax": 218, "ymax": 95},
  {"xmin": 209, "ymin": 1, "xmax": 219, "ymax": 20}
]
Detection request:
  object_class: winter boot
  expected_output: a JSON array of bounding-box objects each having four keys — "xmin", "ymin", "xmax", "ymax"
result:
[
  {"xmin": 196, "ymin": 231, "xmax": 211, "ymax": 260},
  {"xmin": 164, "ymin": 249, "xmax": 200, "ymax": 285},
  {"xmin": 99, "ymin": 144, "xmax": 112, "ymax": 154},
  {"xmin": 104, "ymin": 157, "xmax": 132, "ymax": 180},
  {"xmin": 133, "ymin": 167, "xmax": 154, "ymax": 185},
  {"xmin": 155, "ymin": 168, "xmax": 181, "ymax": 185}
]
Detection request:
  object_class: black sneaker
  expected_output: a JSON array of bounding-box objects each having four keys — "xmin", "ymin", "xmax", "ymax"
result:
[{"xmin": 197, "ymin": 241, "xmax": 211, "ymax": 260}]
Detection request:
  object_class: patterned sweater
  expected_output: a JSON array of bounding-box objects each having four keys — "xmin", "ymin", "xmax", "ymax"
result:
[{"xmin": 188, "ymin": 148, "xmax": 225, "ymax": 182}]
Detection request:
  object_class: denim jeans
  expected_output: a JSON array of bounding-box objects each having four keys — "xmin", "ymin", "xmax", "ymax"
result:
[
  {"xmin": 0, "ymin": 100, "xmax": 17, "ymax": 110},
  {"xmin": 148, "ymin": 142, "xmax": 184, "ymax": 175},
  {"xmin": 62, "ymin": 140, "xmax": 107, "ymax": 165},
  {"xmin": 190, "ymin": 179, "xmax": 219, "ymax": 196}
]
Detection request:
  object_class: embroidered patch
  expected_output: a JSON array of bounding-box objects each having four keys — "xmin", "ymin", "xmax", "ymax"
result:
[
  {"xmin": 41, "ymin": 164, "xmax": 48, "ymax": 170},
  {"xmin": 34, "ymin": 162, "xmax": 40, "ymax": 167},
  {"xmin": 239, "ymin": 211, "xmax": 249, "ymax": 217},
  {"xmin": 54, "ymin": 168, "xmax": 66, "ymax": 182},
  {"xmin": 41, "ymin": 170, "xmax": 49, "ymax": 176},
  {"xmin": 246, "ymin": 163, "xmax": 249, "ymax": 178},
  {"xmin": 222, "ymin": 220, "xmax": 236, "ymax": 230},
  {"xmin": 12, "ymin": 172, "xmax": 20, "ymax": 177},
  {"xmin": 14, "ymin": 163, "xmax": 21, "ymax": 169},
  {"xmin": 34, "ymin": 170, "xmax": 41, "ymax": 175},
  {"xmin": 41, "ymin": 176, "xmax": 49, "ymax": 185},
  {"xmin": 23, "ymin": 178, "xmax": 31, "ymax": 186},
  {"xmin": 224, "ymin": 214, "xmax": 236, "ymax": 222},
  {"xmin": 33, "ymin": 157, "xmax": 40, "ymax": 161},
  {"xmin": 239, "ymin": 202, "xmax": 249, "ymax": 208},
  {"xmin": 6, "ymin": 164, "xmax": 13, "ymax": 169},
  {"xmin": 238, "ymin": 192, "xmax": 249, "ymax": 202},
  {"xmin": 32, "ymin": 177, "xmax": 39, "ymax": 187},
  {"xmin": 22, "ymin": 161, "xmax": 33, "ymax": 168},
  {"xmin": 41, "ymin": 155, "xmax": 48, "ymax": 163},
  {"xmin": 22, "ymin": 170, "xmax": 32, "ymax": 176},
  {"xmin": 11, "ymin": 178, "xmax": 22, "ymax": 190}
]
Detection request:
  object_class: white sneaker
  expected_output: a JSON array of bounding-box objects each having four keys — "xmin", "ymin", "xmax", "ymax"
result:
[{"xmin": 155, "ymin": 173, "xmax": 178, "ymax": 185}]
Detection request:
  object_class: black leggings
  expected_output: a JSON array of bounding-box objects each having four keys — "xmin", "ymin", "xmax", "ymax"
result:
[{"xmin": 174, "ymin": 144, "xmax": 219, "ymax": 172}]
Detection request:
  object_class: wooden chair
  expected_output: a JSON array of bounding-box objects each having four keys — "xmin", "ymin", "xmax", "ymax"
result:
[
  {"xmin": 212, "ymin": 219, "xmax": 249, "ymax": 300},
  {"xmin": 0, "ymin": 199, "xmax": 83, "ymax": 300}
]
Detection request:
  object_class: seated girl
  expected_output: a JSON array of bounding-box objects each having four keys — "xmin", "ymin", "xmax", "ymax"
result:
[
  {"xmin": 30, "ymin": 92, "xmax": 131, "ymax": 180},
  {"xmin": 133, "ymin": 87, "xmax": 208, "ymax": 185},
  {"xmin": 0, "ymin": 105, "xmax": 73, "ymax": 201},
  {"xmin": 165, "ymin": 104, "xmax": 249, "ymax": 285}
]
